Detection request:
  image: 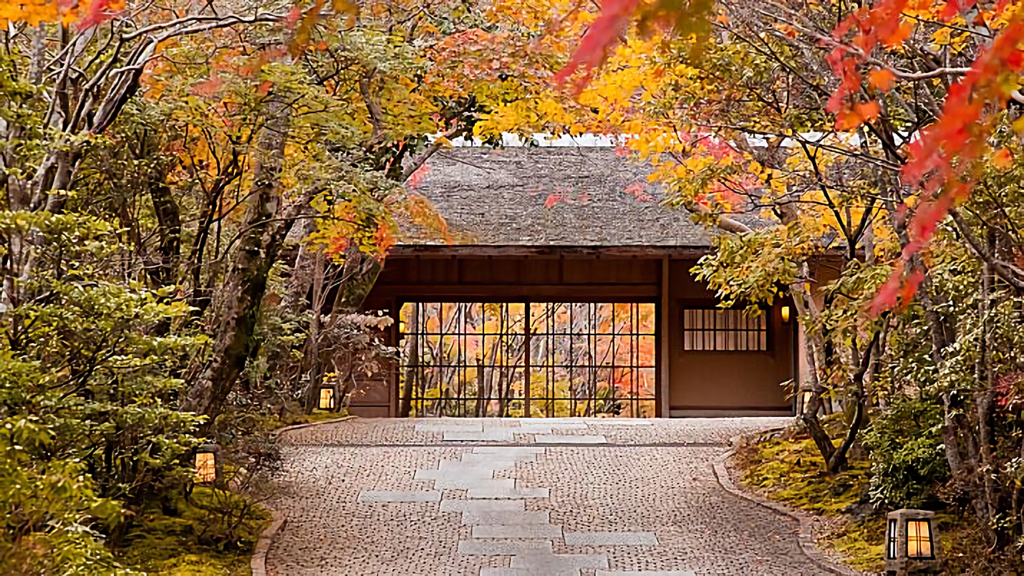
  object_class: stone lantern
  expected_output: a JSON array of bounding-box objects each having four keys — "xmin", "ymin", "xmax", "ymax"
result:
[
  {"xmin": 194, "ymin": 443, "xmax": 221, "ymax": 484},
  {"xmin": 886, "ymin": 509, "xmax": 940, "ymax": 575},
  {"xmin": 318, "ymin": 386, "xmax": 336, "ymax": 411},
  {"xmin": 795, "ymin": 387, "xmax": 815, "ymax": 415}
]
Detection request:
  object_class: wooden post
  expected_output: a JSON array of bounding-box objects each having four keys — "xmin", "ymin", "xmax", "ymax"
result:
[
  {"xmin": 524, "ymin": 303, "xmax": 531, "ymax": 418},
  {"xmin": 658, "ymin": 256, "xmax": 671, "ymax": 418},
  {"xmin": 475, "ymin": 357, "xmax": 486, "ymax": 417}
]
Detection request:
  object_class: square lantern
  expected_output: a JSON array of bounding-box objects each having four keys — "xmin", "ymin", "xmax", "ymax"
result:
[
  {"xmin": 318, "ymin": 386, "xmax": 336, "ymax": 411},
  {"xmin": 194, "ymin": 443, "xmax": 220, "ymax": 484},
  {"xmin": 886, "ymin": 509, "xmax": 940, "ymax": 575},
  {"xmin": 795, "ymin": 388, "xmax": 815, "ymax": 414}
]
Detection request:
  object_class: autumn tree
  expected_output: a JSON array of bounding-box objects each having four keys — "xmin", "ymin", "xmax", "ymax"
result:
[{"xmin": 536, "ymin": 0, "xmax": 1024, "ymax": 553}]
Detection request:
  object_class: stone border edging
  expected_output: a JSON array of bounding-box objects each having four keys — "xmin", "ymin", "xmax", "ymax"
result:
[
  {"xmin": 272, "ymin": 414, "xmax": 358, "ymax": 439},
  {"xmin": 711, "ymin": 449, "xmax": 862, "ymax": 576},
  {"xmin": 251, "ymin": 508, "xmax": 287, "ymax": 576}
]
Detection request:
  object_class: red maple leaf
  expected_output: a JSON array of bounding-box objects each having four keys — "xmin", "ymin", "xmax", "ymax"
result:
[
  {"xmin": 191, "ymin": 74, "xmax": 224, "ymax": 98},
  {"xmin": 77, "ymin": 0, "xmax": 122, "ymax": 29},
  {"xmin": 554, "ymin": 0, "xmax": 641, "ymax": 91},
  {"xmin": 544, "ymin": 193, "xmax": 565, "ymax": 208},
  {"xmin": 406, "ymin": 163, "xmax": 430, "ymax": 189}
]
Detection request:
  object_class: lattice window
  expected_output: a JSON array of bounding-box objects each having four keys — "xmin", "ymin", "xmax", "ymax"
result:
[
  {"xmin": 682, "ymin": 308, "xmax": 767, "ymax": 351},
  {"xmin": 906, "ymin": 520, "xmax": 933, "ymax": 559},
  {"xmin": 399, "ymin": 301, "xmax": 656, "ymax": 418},
  {"xmin": 887, "ymin": 519, "xmax": 898, "ymax": 559},
  {"xmin": 529, "ymin": 303, "xmax": 656, "ymax": 418}
]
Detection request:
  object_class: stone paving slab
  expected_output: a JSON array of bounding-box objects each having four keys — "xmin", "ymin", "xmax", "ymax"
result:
[
  {"xmin": 598, "ymin": 565, "xmax": 700, "ymax": 569},
  {"xmin": 467, "ymin": 486, "xmax": 550, "ymax": 499},
  {"xmin": 462, "ymin": 452, "xmax": 537, "ymax": 462},
  {"xmin": 457, "ymin": 540, "xmax": 553, "ymax": 555},
  {"xmin": 434, "ymin": 478, "xmax": 516, "ymax": 490},
  {"xmin": 440, "ymin": 500, "xmax": 525, "ymax": 513},
  {"xmin": 480, "ymin": 569, "xmax": 580, "ymax": 576},
  {"xmin": 596, "ymin": 571, "xmax": 697, "ymax": 576},
  {"xmin": 280, "ymin": 416, "xmax": 793, "ymax": 446},
  {"xmin": 564, "ymin": 532, "xmax": 659, "ymax": 546},
  {"xmin": 462, "ymin": 510, "xmax": 550, "ymax": 525},
  {"xmin": 415, "ymin": 468, "xmax": 494, "ymax": 480},
  {"xmin": 414, "ymin": 422, "xmax": 482, "ymax": 431},
  {"xmin": 356, "ymin": 490, "xmax": 441, "ymax": 503},
  {"xmin": 472, "ymin": 524, "xmax": 564, "ymax": 538},
  {"xmin": 473, "ymin": 447, "xmax": 546, "ymax": 455},
  {"xmin": 444, "ymin": 430, "xmax": 516, "ymax": 442},
  {"xmin": 266, "ymin": 418, "xmax": 835, "ymax": 576},
  {"xmin": 510, "ymin": 552, "xmax": 610, "ymax": 570},
  {"xmin": 440, "ymin": 460, "xmax": 516, "ymax": 471},
  {"xmin": 514, "ymin": 428, "xmax": 552, "ymax": 434},
  {"xmin": 534, "ymin": 434, "xmax": 607, "ymax": 444},
  {"xmin": 532, "ymin": 421, "xmax": 589, "ymax": 429}
]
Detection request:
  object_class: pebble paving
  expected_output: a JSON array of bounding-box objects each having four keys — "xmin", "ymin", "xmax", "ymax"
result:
[{"xmin": 266, "ymin": 417, "xmax": 833, "ymax": 576}]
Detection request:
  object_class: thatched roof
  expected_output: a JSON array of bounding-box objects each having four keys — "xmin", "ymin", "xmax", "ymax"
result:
[{"xmin": 402, "ymin": 147, "xmax": 720, "ymax": 247}]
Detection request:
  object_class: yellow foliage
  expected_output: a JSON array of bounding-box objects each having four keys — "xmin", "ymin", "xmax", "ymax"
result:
[{"xmin": 0, "ymin": 0, "xmax": 60, "ymax": 26}]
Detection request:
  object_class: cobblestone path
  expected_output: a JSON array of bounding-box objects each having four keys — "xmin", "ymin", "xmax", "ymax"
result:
[{"xmin": 266, "ymin": 418, "xmax": 831, "ymax": 576}]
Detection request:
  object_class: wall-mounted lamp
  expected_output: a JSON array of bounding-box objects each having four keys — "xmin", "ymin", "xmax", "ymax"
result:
[{"xmin": 781, "ymin": 305, "xmax": 791, "ymax": 324}]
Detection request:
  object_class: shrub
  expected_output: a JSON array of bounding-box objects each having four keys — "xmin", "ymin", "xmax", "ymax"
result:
[{"xmin": 862, "ymin": 397, "xmax": 949, "ymax": 508}]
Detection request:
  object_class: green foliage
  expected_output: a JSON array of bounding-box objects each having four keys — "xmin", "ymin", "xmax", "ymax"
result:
[
  {"xmin": 863, "ymin": 399, "xmax": 948, "ymax": 508},
  {"xmin": 692, "ymin": 228, "xmax": 801, "ymax": 312},
  {"xmin": 0, "ymin": 212, "xmax": 205, "ymax": 572},
  {"xmin": 0, "ymin": 414, "xmax": 130, "ymax": 574}
]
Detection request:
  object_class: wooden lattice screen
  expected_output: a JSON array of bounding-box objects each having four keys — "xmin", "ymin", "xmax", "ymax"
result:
[{"xmin": 399, "ymin": 302, "xmax": 656, "ymax": 417}]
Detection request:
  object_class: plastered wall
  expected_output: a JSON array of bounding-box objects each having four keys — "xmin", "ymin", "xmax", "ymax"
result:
[{"xmin": 667, "ymin": 260, "xmax": 795, "ymax": 414}]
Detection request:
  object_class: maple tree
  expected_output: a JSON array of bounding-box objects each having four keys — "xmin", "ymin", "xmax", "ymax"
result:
[
  {"xmin": 0, "ymin": 0, "xmax": 585, "ymax": 569},
  {"xmin": 538, "ymin": 0, "xmax": 1024, "ymax": 557}
]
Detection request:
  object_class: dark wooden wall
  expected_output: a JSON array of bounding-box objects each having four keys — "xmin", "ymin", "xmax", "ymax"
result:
[{"xmin": 365, "ymin": 254, "xmax": 661, "ymax": 305}]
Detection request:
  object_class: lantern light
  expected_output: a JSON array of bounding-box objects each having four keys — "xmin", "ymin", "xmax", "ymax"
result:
[
  {"xmin": 885, "ymin": 509, "xmax": 939, "ymax": 575},
  {"xmin": 781, "ymin": 305, "xmax": 791, "ymax": 324},
  {"xmin": 194, "ymin": 444, "xmax": 219, "ymax": 484},
  {"xmin": 318, "ymin": 387, "xmax": 336, "ymax": 410}
]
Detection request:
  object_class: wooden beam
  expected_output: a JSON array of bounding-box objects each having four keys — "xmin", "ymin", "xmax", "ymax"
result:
[
  {"xmin": 374, "ymin": 284, "xmax": 660, "ymax": 300},
  {"xmin": 388, "ymin": 245, "xmax": 712, "ymax": 259}
]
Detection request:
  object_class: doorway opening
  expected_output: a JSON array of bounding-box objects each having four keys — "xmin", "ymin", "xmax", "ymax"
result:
[{"xmin": 397, "ymin": 302, "xmax": 656, "ymax": 418}]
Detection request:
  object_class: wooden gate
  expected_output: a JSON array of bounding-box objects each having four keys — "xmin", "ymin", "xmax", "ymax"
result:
[{"xmin": 397, "ymin": 301, "xmax": 656, "ymax": 417}]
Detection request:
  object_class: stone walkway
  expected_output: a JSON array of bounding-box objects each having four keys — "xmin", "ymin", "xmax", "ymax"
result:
[{"xmin": 266, "ymin": 418, "xmax": 832, "ymax": 576}]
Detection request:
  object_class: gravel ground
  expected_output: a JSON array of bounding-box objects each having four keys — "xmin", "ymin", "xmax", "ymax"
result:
[{"xmin": 266, "ymin": 417, "xmax": 830, "ymax": 576}]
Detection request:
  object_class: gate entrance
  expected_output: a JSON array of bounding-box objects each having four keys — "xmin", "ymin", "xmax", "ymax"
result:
[{"xmin": 398, "ymin": 302, "xmax": 656, "ymax": 418}]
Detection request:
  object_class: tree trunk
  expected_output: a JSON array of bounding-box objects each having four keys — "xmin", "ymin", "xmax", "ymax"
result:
[
  {"xmin": 180, "ymin": 98, "xmax": 297, "ymax": 430},
  {"xmin": 791, "ymin": 275, "xmax": 838, "ymax": 464},
  {"xmin": 399, "ymin": 302, "xmax": 419, "ymax": 417},
  {"xmin": 149, "ymin": 175, "xmax": 181, "ymax": 288},
  {"xmin": 302, "ymin": 251, "xmax": 326, "ymax": 414},
  {"xmin": 827, "ymin": 332, "xmax": 879, "ymax": 472}
]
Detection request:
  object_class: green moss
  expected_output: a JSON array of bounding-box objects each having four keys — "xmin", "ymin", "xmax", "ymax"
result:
[
  {"xmin": 740, "ymin": 437, "xmax": 873, "ymax": 516},
  {"xmin": 270, "ymin": 408, "xmax": 350, "ymax": 429},
  {"xmin": 738, "ymin": 436, "xmax": 884, "ymax": 572},
  {"xmin": 118, "ymin": 488, "xmax": 271, "ymax": 575},
  {"xmin": 826, "ymin": 517, "xmax": 885, "ymax": 572}
]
